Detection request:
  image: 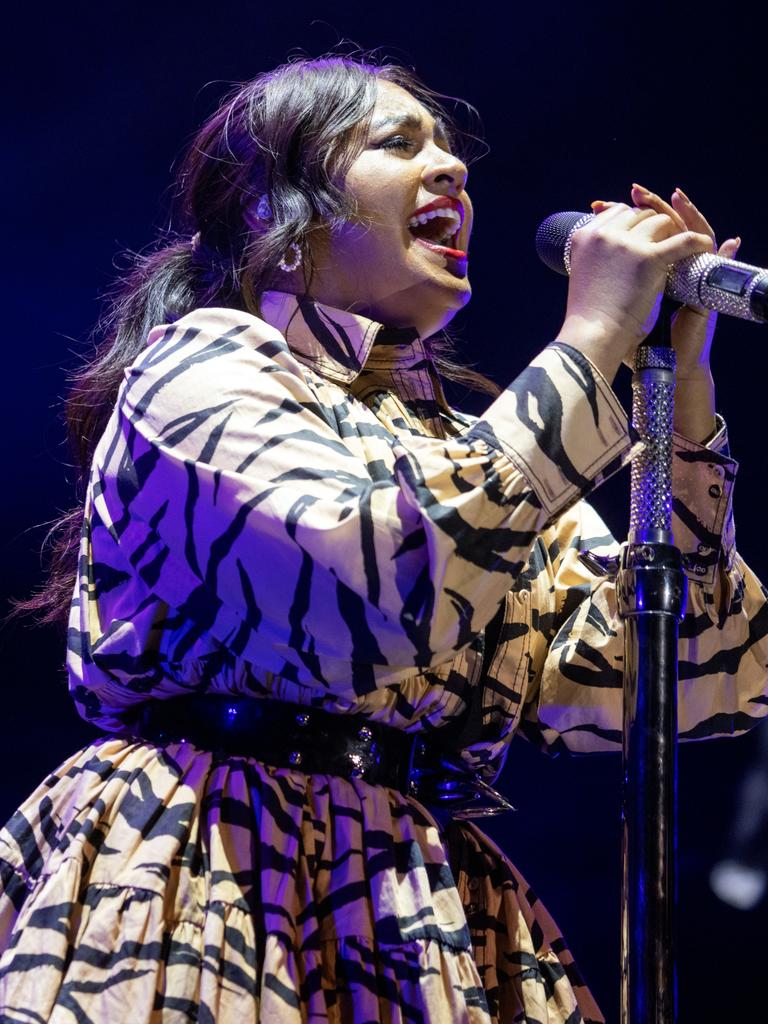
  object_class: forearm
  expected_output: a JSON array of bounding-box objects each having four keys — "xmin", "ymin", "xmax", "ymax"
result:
[
  {"xmin": 674, "ymin": 366, "xmax": 717, "ymax": 443},
  {"xmin": 672, "ymin": 304, "xmax": 718, "ymax": 444}
]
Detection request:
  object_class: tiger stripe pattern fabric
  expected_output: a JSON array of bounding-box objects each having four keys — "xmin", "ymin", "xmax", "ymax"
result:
[{"xmin": 1, "ymin": 290, "xmax": 767, "ymax": 1023}]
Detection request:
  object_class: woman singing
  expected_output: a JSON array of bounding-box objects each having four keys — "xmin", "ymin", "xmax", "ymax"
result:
[{"xmin": 1, "ymin": 54, "xmax": 765, "ymax": 1023}]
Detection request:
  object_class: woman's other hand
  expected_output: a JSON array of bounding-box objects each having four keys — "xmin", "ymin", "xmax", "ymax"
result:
[
  {"xmin": 555, "ymin": 192, "xmax": 714, "ymax": 384},
  {"xmin": 629, "ymin": 184, "xmax": 740, "ymax": 441}
]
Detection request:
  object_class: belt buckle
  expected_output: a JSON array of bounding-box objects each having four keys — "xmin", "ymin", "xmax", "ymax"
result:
[{"xmin": 407, "ymin": 740, "xmax": 515, "ymax": 819}]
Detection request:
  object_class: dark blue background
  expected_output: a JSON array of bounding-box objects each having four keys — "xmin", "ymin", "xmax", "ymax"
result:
[{"xmin": 3, "ymin": 2, "xmax": 767, "ymax": 1019}]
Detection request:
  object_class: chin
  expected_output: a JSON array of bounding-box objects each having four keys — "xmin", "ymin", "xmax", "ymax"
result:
[
  {"xmin": 429, "ymin": 271, "xmax": 472, "ymax": 312},
  {"xmin": 364, "ymin": 268, "xmax": 471, "ymax": 336},
  {"xmin": 403, "ymin": 276, "xmax": 468, "ymax": 335},
  {"xmin": 419, "ymin": 288, "xmax": 472, "ymax": 339}
]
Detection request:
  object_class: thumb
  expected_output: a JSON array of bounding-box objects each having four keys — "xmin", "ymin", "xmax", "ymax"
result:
[{"xmin": 718, "ymin": 236, "xmax": 742, "ymax": 259}]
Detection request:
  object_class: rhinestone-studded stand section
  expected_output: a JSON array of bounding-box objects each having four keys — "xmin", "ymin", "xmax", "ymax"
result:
[
  {"xmin": 666, "ymin": 252, "xmax": 768, "ymax": 322},
  {"xmin": 630, "ymin": 346, "xmax": 676, "ymax": 538}
]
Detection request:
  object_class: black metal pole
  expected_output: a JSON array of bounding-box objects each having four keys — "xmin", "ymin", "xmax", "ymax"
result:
[{"xmin": 618, "ymin": 300, "xmax": 687, "ymax": 1024}]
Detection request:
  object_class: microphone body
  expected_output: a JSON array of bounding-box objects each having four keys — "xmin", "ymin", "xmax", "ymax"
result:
[{"xmin": 536, "ymin": 211, "xmax": 768, "ymax": 324}]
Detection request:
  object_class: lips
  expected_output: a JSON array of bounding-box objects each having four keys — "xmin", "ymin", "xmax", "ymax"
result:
[
  {"xmin": 406, "ymin": 196, "xmax": 468, "ymax": 262},
  {"xmin": 413, "ymin": 238, "xmax": 468, "ymax": 262}
]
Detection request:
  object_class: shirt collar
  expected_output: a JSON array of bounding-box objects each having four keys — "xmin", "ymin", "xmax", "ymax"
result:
[{"xmin": 258, "ymin": 290, "xmax": 424, "ymax": 385}]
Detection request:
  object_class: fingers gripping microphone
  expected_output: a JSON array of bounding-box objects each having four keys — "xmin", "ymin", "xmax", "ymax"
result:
[{"xmin": 535, "ymin": 211, "xmax": 768, "ymax": 324}]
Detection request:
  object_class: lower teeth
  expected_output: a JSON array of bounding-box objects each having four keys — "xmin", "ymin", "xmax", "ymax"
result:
[{"xmin": 409, "ymin": 231, "xmax": 461, "ymax": 252}]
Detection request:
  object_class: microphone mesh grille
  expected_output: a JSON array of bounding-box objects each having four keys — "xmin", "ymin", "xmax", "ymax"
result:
[{"xmin": 535, "ymin": 211, "xmax": 589, "ymax": 276}]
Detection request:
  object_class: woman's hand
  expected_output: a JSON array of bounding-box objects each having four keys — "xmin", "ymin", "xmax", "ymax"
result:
[
  {"xmin": 555, "ymin": 198, "xmax": 714, "ymax": 384},
  {"xmin": 630, "ymin": 183, "xmax": 741, "ymax": 442}
]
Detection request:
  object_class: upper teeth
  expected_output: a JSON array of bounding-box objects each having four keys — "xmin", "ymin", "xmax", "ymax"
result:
[{"xmin": 408, "ymin": 207, "xmax": 461, "ymax": 229}]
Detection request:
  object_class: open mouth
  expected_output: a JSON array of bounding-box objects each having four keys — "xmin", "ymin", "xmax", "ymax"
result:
[{"xmin": 406, "ymin": 197, "xmax": 467, "ymax": 261}]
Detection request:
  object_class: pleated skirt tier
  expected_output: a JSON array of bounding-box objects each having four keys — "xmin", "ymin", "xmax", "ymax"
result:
[{"xmin": 0, "ymin": 736, "xmax": 603, "ymax": 1023}]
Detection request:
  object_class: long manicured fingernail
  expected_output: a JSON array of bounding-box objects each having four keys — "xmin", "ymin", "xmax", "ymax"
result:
[
  {"xmin": 631, "ymin": 182, "xmax": 650, "ymax": 194},
  {"xmin": 590, "ymin": 200, "xmax": 608, "ymax": 209},
  {"xmin": 674, "ymin": 187, "xmax": 691, "ymax": 203}
]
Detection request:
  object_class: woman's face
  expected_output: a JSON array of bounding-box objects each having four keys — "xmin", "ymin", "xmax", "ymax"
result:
[{"xmin": 300, "ymin": 79, "xmax": 473, "ymax": 338}]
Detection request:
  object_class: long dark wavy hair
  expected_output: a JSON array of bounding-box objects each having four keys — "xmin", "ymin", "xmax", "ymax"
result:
[{"xmin": 17, "ymin": 52, "xmax": 498, "ymax": 628}]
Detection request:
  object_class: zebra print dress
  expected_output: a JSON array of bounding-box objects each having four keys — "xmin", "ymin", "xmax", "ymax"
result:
[{"xmin": 1, "ymin": 290, "xmax": 766, "ymax": 1023}]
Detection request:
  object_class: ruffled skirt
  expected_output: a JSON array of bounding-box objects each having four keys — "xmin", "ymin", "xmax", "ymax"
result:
[{"xmin": 0, "ymin": 737, "xmax": 603, "ymax": 1022}]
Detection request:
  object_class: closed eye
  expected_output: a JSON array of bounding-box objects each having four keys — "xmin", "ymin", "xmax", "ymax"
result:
[{"xmin": 378, "ymin": 135, "xmax": 416, "ymax": 152}]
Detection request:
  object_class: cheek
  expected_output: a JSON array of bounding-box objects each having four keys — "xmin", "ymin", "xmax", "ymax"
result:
[
  {"xmin": 331, "ymin": 223, "xmax": 390, "ymax": 264},
  {"xmin": 342, "ymin": 172, "xmax": 407, "ymax": 244},
  {"xmin": 326, "ymin": 173, "xmax": 411, "ymax": 267},
  {"xmin": 332, "ymin": 218, "xmax": 407, "ymax": 268}
]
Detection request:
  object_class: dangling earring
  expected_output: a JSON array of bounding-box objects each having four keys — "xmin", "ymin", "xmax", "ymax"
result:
[{"xmin": 278, "ymin": 241, "xmax": 302, "ymax": 273}]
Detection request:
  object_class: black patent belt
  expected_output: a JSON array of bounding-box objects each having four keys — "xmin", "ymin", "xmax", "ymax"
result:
[{"xmin": 126, "ymin": 695, "xmax": 514, "ymax": 820}]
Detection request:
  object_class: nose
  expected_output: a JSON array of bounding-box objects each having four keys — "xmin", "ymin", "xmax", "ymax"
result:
[{"xmin": 422, "ymin": 143, "xmax": 468, "ymax": 194}]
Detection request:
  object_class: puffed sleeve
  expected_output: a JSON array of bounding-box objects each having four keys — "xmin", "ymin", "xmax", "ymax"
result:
[
  {"xmin": 95, "ymin": 308, "xmax": 635, "ymax": 700},
  {"xmin": 520, "ymin": 424, "xmax": 768, "ymax": 753}
]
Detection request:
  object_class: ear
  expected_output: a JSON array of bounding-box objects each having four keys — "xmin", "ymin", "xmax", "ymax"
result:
[
  {"xmin": 244, "ymin": 193, "xmax": 273, "ymax": 233},
  {"xmin": 243, "ymin": 201, "xmax": 262, "ymax": 233}
]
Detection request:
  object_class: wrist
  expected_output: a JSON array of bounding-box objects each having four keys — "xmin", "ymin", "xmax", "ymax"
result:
[
  {"xmin": 554, "ymin": 315, "xmax": 628, "ymax": 384},
  {"xmin": 674, "ymin": 363, "xmax": 714, "ymax": 384},
  {"xmin": 673, "ymin": 370, "xmax": 716, "ymax": 443},
  {"xmin": 670, "ymin": 305, "xmax": 716, "ymax": 379}
]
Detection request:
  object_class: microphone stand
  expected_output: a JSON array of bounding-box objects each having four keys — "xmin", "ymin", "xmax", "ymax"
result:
[{"xmin": 618, "ymin": 298, "xmax": 686, "ymax": 1024}]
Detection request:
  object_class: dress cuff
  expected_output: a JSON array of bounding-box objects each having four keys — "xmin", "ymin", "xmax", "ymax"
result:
[
  {"xmin": 672, "ymin": 415, "xmax": 738, "ymax": 586},
  {"xmin": 465, "ymin": 342, "xmax": 636, "ymax": 518}
]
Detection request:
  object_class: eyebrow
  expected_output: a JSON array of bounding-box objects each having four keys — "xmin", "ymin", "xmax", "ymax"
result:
[{"xmin": 369, "ymin": 113, "xmax": 451, "ymax": 145}]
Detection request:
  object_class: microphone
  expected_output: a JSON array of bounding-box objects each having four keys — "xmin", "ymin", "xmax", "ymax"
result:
[{"xmin": 535, "ymin": 210, "xmax": 768, "ymax": 324}]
